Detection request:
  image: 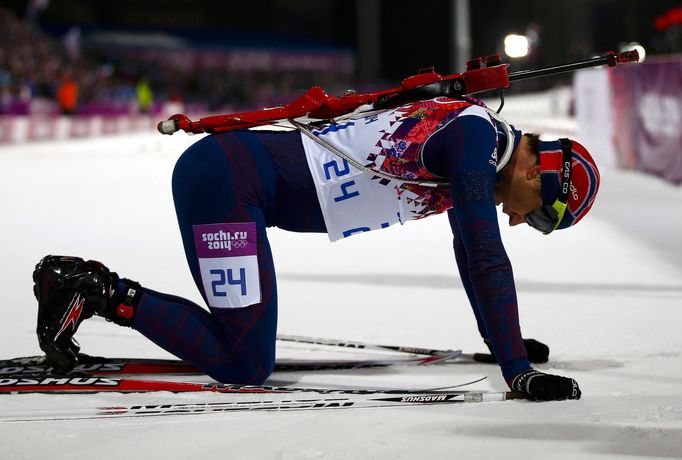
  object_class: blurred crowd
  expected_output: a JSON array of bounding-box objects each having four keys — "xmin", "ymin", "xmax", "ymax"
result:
[
  {"xmin": 0, "ymin": 7, "xmax": 157, "ymax": 115},
  {"xmin": 0, "ymin": 7, "xmax": 350, "ymax": 116}
]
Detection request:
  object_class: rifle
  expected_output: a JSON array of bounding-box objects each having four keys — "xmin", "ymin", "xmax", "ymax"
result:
[{"xmin": 158, "ymin": 50, "xmax": 639, "ymax": 136}]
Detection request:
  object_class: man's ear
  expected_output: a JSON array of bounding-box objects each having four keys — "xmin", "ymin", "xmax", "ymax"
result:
[{"xmin": 526, "ymin": 165, "xmax": 542, "ymax": 180}]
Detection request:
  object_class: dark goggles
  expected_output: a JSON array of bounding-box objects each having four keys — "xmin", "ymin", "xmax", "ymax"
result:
[
  {"xmin": 526, "ymin": 138, "xmax": 573, "ymax": 235},
  {"xmin": 526, "ymin": 201, "xmax": 567, "ymax": 234}
]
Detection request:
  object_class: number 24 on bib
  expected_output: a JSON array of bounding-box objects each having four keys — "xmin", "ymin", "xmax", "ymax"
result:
[{"xmin": 193, "ymin": 222, "xmax": 261, "ymax": 308}]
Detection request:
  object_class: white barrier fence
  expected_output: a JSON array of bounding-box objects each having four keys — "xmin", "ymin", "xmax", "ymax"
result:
[
  {"xmin": 484, "ymin": 87, "xmax": 577, "ymax": 138},
  {"xmin": 0, "ymin": 115, "xmax": 159, "ymax": 144},
  {"xmin": 0, "ymin": 92, "xmax": 578, "ymax": 146}
]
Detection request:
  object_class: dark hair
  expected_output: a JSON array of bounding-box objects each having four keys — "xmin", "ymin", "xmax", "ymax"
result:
[{"xmin": 523, "ymin": 133, "xmax": 541, "ymax": 162}]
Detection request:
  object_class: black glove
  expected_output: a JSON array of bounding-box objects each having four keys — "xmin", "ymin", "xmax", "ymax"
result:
[
  {"xmin": 522, "ymin": 338, "xmax": 550, "ymax": 363},
  {"xmin": 479, "ymin": 338, "xmax": 550, "ymax": 364},
  {"xmin": 511, "ymin": 369, "xmax": 581, "ymax": 401}
]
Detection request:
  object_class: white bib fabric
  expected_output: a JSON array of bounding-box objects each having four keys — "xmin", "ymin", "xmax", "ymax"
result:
[{"xmin": 300, "ymin": 100, "xmax": 507, "ymax": 241}]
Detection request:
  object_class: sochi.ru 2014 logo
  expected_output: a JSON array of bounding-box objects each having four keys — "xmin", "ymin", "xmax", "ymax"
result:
[{"xmin": 202, "ymin": 230, "xmax": 248, "ymax": 250}]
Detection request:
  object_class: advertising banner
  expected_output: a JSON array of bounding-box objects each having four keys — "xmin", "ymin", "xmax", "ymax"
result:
[{"xmin": 610, "ymin": 59, "xmax": 682, "ymax": 185}]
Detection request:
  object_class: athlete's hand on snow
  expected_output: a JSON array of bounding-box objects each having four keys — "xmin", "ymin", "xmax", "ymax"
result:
[
  {"xmin": 481, "ymin": 338, "xmax": 550, "ymax": 363},
  {"xmin": 510, "ymin": 369, "xmax": 581, "ymax": 401}
]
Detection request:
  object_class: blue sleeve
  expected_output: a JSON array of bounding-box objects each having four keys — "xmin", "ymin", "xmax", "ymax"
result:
[
  {"xmin": 448, "ymin": 208, "xmax": 489, "ymax": 339},
  {"xmin": 427, "ymin": 114, "xmax": 531, "ymax": 383}
]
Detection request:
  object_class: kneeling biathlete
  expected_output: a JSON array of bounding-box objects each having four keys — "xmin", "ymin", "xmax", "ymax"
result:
[{"xmin": 33, "ymin": 97, "xmax": 598, "ymax": 401}]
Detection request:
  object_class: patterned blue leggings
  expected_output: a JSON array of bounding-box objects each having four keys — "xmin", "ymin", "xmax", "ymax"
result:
[{"xmin": 132, "ymin": 130, "xmax": 325, "ymax": 384}]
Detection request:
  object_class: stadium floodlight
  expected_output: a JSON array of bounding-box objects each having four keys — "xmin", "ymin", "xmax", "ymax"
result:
[
  {"xmin": 622, "ymin": 42, "xmax": 646, "ymax": 62},
  {"xmin": 504, "ymin": 34, "xmax": 530, "ymax": 59}
]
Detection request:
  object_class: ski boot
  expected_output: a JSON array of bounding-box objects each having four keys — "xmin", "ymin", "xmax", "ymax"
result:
[{"xmin": 32, "ymin": 255, "xmax": 141, "ymax": 373}]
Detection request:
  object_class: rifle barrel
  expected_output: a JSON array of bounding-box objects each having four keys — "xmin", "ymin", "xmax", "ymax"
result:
[
  {"xmin": 508, "ymin": 50, "xmax": 639, "ymax": 82},
  {"xmin": 508, "ymin": 56, "xmax": 610, "ymax": 82}
]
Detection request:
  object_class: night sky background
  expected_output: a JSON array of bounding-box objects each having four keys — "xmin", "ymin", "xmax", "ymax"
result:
[{"xmin": 3, "ymin": 0, "xmax": 680, "ymax": 87}]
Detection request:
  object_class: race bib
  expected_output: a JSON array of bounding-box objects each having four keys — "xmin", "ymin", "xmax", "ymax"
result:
[{"xmin": 193, "ymin": 222, "xmax": 261, "ymax": 308}]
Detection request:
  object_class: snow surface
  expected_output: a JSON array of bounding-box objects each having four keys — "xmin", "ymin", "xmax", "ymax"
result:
[{"xmin": 1, "ymin": 129, "xmax": 682, "ymax": 460}]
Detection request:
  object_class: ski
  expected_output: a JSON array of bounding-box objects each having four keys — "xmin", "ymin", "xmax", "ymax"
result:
[
  {"xmin": 0, "ymin": 374, "xmax": 487, "ymax": 396},
  {"xmin": 0, "ymin": 350, "xmax": 462, "ymax": 378},
  {"xmin": 0, "ymin": 390, "xmax": 524, "ymax": 422},
  {"xmin": 276, "ymin": 333, "xmax": 495, "ymax": 362}
]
